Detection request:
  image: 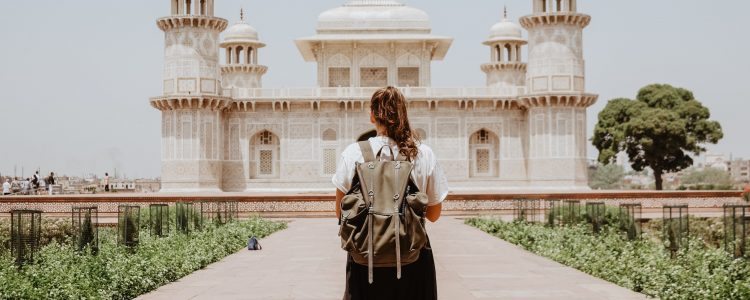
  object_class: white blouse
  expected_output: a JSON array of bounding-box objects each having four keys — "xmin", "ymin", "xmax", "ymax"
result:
[{"xmin": 331, "ymin": 136, "xmax": 449, "ymax": 207}]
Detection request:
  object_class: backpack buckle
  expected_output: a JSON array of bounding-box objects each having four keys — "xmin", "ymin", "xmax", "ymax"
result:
[
  {"xmin": 393, "ymin": 194, "xmax": 400, "ymax": 200},
  {"xmin": 395, "ymin": 161, "xmax": 401, "ymax": 169},
  {"xmin": 368, "ymin": 163, "xmax": 375, "ymax": 169}
]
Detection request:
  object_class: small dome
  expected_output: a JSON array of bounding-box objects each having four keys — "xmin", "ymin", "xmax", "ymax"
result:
[
  {"xmin": 490, "ymin": 19, "xmax": 523, "ymax": 40},
  {"xmin": 317, "ymin": 0, "xmax": 430, "ymax": 33},
  {"xmin": 224, "ymin": 21, "xmax": 259, "ymax": 42}
]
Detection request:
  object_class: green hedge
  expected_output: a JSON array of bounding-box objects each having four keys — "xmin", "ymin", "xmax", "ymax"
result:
[
  {"xmin": 466, "ymin": 218, "xmax": 750, "ymax": 300},
  {"xmin": 0, "ymin": 218, "xmax": 286, "ymax": 299}
]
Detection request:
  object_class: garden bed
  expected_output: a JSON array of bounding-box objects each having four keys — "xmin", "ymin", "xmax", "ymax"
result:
[
  {"xmin": 0, "ymin": 217, "xmax": 286, "ymax": 299},
  {"xmin": 466, "ymin": 217, "xmax": 750, "ymax": 299}
]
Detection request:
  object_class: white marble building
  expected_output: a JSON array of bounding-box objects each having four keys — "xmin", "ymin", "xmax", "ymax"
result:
[{"xmin": 150, "ymin": 0, "xmax": 598, "ymax": 193}]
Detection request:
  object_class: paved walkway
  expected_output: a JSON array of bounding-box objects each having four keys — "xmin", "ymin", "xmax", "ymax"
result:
[{"xmin": 138, "ymin": 218, "xmax": 648, "ymax": 300}]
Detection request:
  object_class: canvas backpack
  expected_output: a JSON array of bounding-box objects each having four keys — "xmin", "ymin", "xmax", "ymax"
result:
[{"xmin": 339, "ymin": 141, "xmax": 429, "ymax": 283}]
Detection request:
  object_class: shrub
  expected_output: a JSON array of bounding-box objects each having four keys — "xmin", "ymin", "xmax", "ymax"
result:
[
  {"xmin": 0, "ymin": 217, "xmax": 286, "ymax": 299},
  {"xmin": 467, "ymin": 218, "xmax": 750, "ymax": 299}
]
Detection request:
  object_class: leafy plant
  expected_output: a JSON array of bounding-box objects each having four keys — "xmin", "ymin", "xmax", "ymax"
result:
[
  {"xmin": 467, "ymin": 217, "xmax": 750, "ymax": 299},
  {"xmin": 0, "ymin": 218, "xmax": 286, "ymax": 299}
]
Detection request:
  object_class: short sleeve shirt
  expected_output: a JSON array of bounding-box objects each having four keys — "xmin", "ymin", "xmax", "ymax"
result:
[{"xmin": 331, "ymin": 136, "xmax": 449, "ymax": 206}]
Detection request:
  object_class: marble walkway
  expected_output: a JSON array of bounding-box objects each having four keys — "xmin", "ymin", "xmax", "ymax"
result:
[{"xmin": 137, "ymin": 217, "xmax": 648, "ymax": 300}]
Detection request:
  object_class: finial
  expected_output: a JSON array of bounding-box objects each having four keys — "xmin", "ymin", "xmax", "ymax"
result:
[
  {"xmin": 503, "ymin": 5, "xmax": 508, "ymax": 20},
  {"xmin": 240, "ymin": 7, "xmax": 245, "ymax": 21}
]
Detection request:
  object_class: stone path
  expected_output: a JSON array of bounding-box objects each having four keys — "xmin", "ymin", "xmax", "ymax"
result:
[{"xmin": 138, "ymin": 217, "xmax": 648, "ymax": 300}]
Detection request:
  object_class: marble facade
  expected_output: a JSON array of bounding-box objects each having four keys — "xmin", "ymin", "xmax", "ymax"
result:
[{"xmin": 150, "ymin": 0, "xmax": 598, "ymax": 193}]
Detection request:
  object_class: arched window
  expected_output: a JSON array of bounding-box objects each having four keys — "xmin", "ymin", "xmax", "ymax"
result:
[
  {"xmin": 469, "ymin": 129, "xmax": 500, "ymax": 177},
  {"xmin": 556, "ymin": 0, "xmax": 562, "ymax": 11},
  {"xmin": 495, "ymin": 45, "xmax": 502, "ymax": 62},
  {"xmin": 185, "ymin": 0, "xmax": 192, "ymax": 14},
  {"xmin": 322, "ymin": 129, "xmax": 337, "ymax": 141},
  {"xmin": 541, "ymin": 0, "xmax": 547, "ymax": 12},
  {"xmin": 236, "ymin": 46, "xmax": 244, "ymax": 64},
  {"xmin": 321, "ymin": 129, "xmax": 338, "ymax": 175},
  {"xmin": 505, "ymin": 44, "xmax": 513, "ymax": 62},
  {"xmin": 250, "ymin": 130, "xmax": 280, "ymax": 178}
]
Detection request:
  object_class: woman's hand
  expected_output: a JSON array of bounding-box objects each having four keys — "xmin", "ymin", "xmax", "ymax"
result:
[{"xmin": 426, "ymin": 203, "xmax": 442, "ymax": 222}]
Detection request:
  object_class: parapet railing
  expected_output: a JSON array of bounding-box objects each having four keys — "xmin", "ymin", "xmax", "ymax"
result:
[{"xmin": 222, "ymin": 86, "xmax": 527, "ymax": 100}]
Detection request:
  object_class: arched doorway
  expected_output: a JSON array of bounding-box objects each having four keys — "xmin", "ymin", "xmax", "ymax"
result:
[
  {"xmin": 357, "ymin": 130, "xmax": 377, "ymax": 142},
  {"xmin": 250, "ymin": 130, "xmax": 280, "ymax": 179},
  {"xmin": 469, "ymin": 129, "xmax": 500, "ymax": 178}
]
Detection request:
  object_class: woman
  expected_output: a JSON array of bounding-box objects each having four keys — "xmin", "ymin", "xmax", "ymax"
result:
[{"xmin": 332, "ymin": 86, "xmax": 449, "ymax": 300}]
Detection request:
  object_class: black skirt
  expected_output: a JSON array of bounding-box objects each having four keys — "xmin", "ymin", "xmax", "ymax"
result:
[{"xmin": 343, "ymin": 242, "xmax": 437, "ymax": 300}]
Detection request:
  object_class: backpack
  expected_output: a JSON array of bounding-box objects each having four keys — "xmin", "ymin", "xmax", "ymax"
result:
[
  {"xmin": 339, "ymin": 141, "xmax": 429, "ymax": 283},
  {"xmin": 247, "ymin": 236, "xmax": 262, "ymax": 250}
]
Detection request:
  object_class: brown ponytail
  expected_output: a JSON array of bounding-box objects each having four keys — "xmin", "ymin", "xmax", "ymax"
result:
[{"xmin": 370, "ymin": 86, "xmax": 420, "ymax": 161}]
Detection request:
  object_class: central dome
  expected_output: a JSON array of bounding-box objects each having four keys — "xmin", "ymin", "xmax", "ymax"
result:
[{"xmin": 317, "ymin": 0, "xmax": 430, "ymax": 33}]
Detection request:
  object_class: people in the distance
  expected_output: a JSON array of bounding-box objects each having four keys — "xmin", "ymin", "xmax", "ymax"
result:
[
  {"xmin": 333, "ymin": 86, "xmax": 449, "ymax": 300},
  {"xmin": 46, "ymin": 172, "xmax": 55, "ymax": 195},
  {"xmin": 31, "ymin": 171, "xmax": 40, "ymax": 191},
  {"xmin": 104, "ymin": 172, "xmax": 110, "ymax": 192},
  {"xmin": 2, "ymin": 179, "xmax": 10, "ymax": 196}
]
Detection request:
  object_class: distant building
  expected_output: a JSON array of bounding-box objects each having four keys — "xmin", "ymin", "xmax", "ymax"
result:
[
  {"xmin": 729, "ymin": 159, "xmax": 750, "ymax": 183},
  {"xmin": 704, "ymin": 153, "xmax": 729, "ymax": 171}
]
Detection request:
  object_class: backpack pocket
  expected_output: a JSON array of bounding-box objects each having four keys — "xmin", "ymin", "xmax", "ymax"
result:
[{"xmin": 340, "ymin": 193, "xmax": 368, "ymax": 252}]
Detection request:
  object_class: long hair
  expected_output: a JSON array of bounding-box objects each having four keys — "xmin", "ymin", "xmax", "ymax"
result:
[{"xmin": 370, "ymin": 86, "xmax": 420, "ymax": 161}]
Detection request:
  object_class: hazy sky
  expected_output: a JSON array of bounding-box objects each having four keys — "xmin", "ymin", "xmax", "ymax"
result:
[{"xmin": 0, "ymin": 0, "xmax": 748, "ymax": 179}]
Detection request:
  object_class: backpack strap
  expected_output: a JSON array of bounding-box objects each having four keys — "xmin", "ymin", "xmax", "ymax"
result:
[{"xmin": 358, "ymin": 141, "xmax": 376, "ymax": 162}]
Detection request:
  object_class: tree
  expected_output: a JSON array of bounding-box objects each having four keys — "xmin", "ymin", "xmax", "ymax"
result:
[
  {"xmin": 592, "ymin": 84, "xmax": 723, "ymax": 190},
  {"xmin": 589, "ymin": 164, "xmax": 625, "ymax": 190}
]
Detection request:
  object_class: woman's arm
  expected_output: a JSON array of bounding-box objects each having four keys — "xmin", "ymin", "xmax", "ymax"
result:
[
  {"xmin": 426, "ymin": 203, "xmax": 442, "ymax": 223},
  {"xmin": 335, "ymin": 189, "xmax": 344, "ymax": 219}
]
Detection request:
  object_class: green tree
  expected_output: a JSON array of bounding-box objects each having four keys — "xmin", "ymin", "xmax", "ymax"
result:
[
  {"xmin": 589, "ymin": 164, "xmax": 625, "ymax": 190},
  {"xmin": 592, "ymin": 84, "xmax": 723, "ymax": 190}
]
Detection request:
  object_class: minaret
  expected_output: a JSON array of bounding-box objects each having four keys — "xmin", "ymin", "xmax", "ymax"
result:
[
  {"xmin": 520, "ymin": 0, "xmax": 598, "ymax": 189},
  {"xmin": 220, "ymin": 9, "xmax": 268, "ymax": 90},
  {"xmin": 481, "ymin": 7, "xmax": 527, "ymax": 96},
  {"xmin": 150, "ymin": 0, "xmax": 230, "ymax": 192}
]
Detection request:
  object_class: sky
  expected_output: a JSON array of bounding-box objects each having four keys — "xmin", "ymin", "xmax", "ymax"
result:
[{"xmin": 0, "ymin": 0, "xmax": 748, "ymax": 179}]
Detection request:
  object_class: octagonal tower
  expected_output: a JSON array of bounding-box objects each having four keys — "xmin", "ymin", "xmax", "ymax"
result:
[
  {"xmin": 150, "ymin": 0, "xmax": 230, "ymax": 192},
  {"xmin": 220, "ymin": 9, "xmax": 268, "ymax": 90},
  {"xmin": 481, "ymin": 8, "xmax": 528, "ymax": 97},
  {"xmin": 520, "ymin": 0, "xmax": 598, "ymax": 189}
]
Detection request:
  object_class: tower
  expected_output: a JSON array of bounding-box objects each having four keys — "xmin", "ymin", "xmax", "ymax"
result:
[
  {"xmin": 150, "ymin": 0, "xmax": 230, "ymax": 192},
  {"xmin": 481, "ymin": 7, "xmax": 527, "ymax": 97},
  {"xmin": 220, "ymin": 9, "xmax": 268, "ymax": 90},
  {"xmin": 520, "ymin": 0, "xmax": 598, "ymax": 188}
]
